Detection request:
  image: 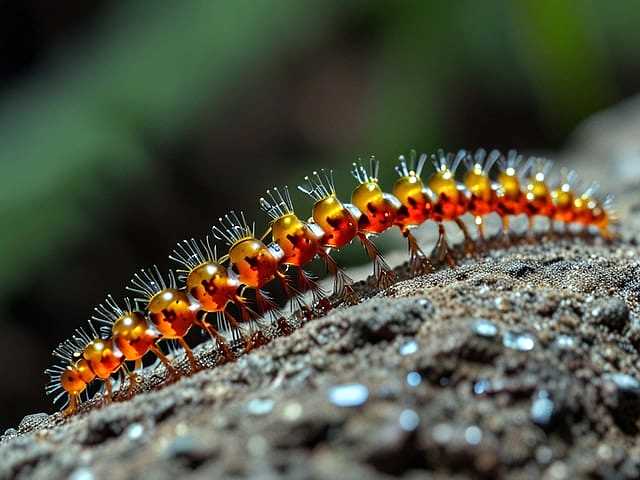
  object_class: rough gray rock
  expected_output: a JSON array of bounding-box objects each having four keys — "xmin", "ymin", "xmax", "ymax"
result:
[
  {"xmin": 1, "ymin": 235, "xmax": 639, "ymax": 480},
  {"xmin": 2, "ymin": 104, "xmax": 640, "ymax": 479}
]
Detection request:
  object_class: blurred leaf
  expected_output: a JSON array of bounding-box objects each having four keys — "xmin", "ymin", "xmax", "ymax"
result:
[
  {"xmin": 0, "ymin": 0, "xmax": 346, "ymax": 289},
  {"xmin": 509, "ymin": 0, "xmax": 616, "ymax": 131}
]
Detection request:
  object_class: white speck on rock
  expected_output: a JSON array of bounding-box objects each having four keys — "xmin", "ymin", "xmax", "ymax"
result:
[{"xmin": 327, "ymin": 384, "xmax": 369, "ymax": 407}]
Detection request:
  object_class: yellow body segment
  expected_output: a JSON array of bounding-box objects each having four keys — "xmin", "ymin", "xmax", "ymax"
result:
[
  {"xmin": 465, "ymin": 167, "xmax": 492, "ymax": 202},
  {"xmin": 393, "ymin": 175, "xmax": 432, "ymax": 227},
  {"xmin": 428, "ymin": 170, "xmax": 467, "ymax": 222},
  {"xmin": 465, "ymin": 166, "xmax": 497, "ymax": 218},
  {"xmin": 148, "ymin": 289, "xmax": 196, "ymax": 339},
  {"xmin": 496, "ymin": 169, "xmax": 526, "ymax": 216},
  {"xmin": 112, "ymin": 311, "xmax": 158, "ymax": 361},
  {"xmin": 551, "ymin": 185, "xmax": 575, "ymax": 222},
  {"xmin": 311, "ymin": 195, "xmax": 358, "ymax": 249},
  {"xmin": 186, "ymin": 262, "xmax": 238, "ymax": 312},
  {"xmin": 82, "ymin": 338, "xmax": 124, "ymax": 380},
  {"xmin": 351, "ymin": 183, "xmax": 398, "ymax": 234},
  {"xmin": 525, "ymin": 174, "xmax": 555, "ymax": 217},
  {"xmin": 271, "ymin": 213, "xmax": 320, "ymax": 266},
  {"xmin": 428, "ymin": 171, "xmax": 459, "ymax": 201},
  {"xmin": 61, "ymin": 363, "xmax": 89, "ymax": 395},
  {"xmin": 228, "ymin": 238, "xmax": 279, "ymax": 288}
]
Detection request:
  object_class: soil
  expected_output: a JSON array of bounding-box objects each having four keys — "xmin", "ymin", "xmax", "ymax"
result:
[{"xmin": 1, "ymin": 106, "xmax": 640, "ymax": 479}]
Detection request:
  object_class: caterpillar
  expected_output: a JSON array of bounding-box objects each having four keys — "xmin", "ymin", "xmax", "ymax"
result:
[{"xmin": 44, "ymin": 148, "xmax": 617, "ymax": 416}]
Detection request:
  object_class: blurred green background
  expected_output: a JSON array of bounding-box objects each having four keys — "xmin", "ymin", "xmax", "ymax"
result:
[{"xmin": 1, "ymin": 0, "xmax": 639, "ymax": 429}]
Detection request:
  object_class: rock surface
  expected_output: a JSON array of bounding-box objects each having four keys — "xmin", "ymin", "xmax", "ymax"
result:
[{"xmin": 2, "ymin": 103, "xmax": 640, "ymax": 479}]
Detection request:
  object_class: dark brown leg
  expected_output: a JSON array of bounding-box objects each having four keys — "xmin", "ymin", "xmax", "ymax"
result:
[
  {"xmin": 233, "ymin": 294, "xmax": 257, "ymax": 323},
  {"xmin": 357, "ymin": 232, "xmax": 396, "ymax": 289},
  {"xmin": 317, "ymin": 248, "xmax": 357, "ymax": 303},
  {"xmin": 402, "ymin": 227, "xmax": 433, "ymax": 276},
  {"xmin": 500, "ymin": 215, "xmax": 512, "ymax": 245},
  {"xmin": 600, "ymin": 227, "xmax": 615, "ymax": 242},
  {"xmin": 527, "ymin": 215, "xmax": 535, "ymax": 239},
  {"xmin": 63, "ymin": 394, "xmax": 79, "ymax": 416},
  {"xmin": 474, "ymin": 216, "xmax": 486, "ymax": 243},
  {"xmin": 501, "ymin": 215, "xmax": 510, "ymax": 235},
  {"xmin": 177, "ymin": 337, "xmax": 199, "ymax": 373},
  {"xmin": 149, "ymin": 344, "xmax": 180, "ymax": 378},
  {"xmin": 454, "ymin": 218, "xmax": 475, "ymax": 254},
  {"xmin": 176, "ymin": 337, "xmax": 200, "ymax": 373},
  {"xmin": 122, "ymin": 359, "xmax": 142, "ymax": 397},
  {"xmin": 276, "ymin": 269, "xmax": 308, "ymax": 312},
  {"xmin": 296, "ymin": 266, "xmax": 327, "ymax": 304},
  {"xmin": 197, "ymin": 316, "xmax": 235, "ymax": 362},
  {"xmin": 221, "ymin": 309, "xmax": 246, "ymax": 346},
  {"xmin": 432, "ymin": 223, "xmax": 456, "ymax": 267},
  {"xmin": 103, "ymin": 377, "xmax": 113, "ymax": 403},
  {"xmin": 255, "ymin": 288, "xmax": 279, "ymax": 317}
]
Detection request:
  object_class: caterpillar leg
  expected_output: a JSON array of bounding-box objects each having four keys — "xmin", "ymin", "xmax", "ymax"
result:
[
  {"xmin": 177, "ymin": 337, "xmax": 199, "ymax": 372},
  {"xmin": 131, "ymin": 359, "xmax": 142, "ymax": 392},
  {"xmin": 500, "ymin": 215, "xmax": 512, "ymax": 244},
  {"xmin": 197, "ymin": 314, "xmax": 235, "ymax": 362},
  {"xmin": 276, "ymin": 269, "xmax": 308, "ymax": 312},
  {"xmin": 222, "ymin": 309, "xmax": 248, "ymax": 344},
  {"xmin": 121, "ymin": 359, "xmax": 142, "ymax": 398},
  {"xmin": 295, "ymin": 266, "xmax": 327, "ymax": 304},
  {"xmin": 600, "ymin": 227, "xmax": 616, "ymax": 242},
  {"xmin": 149, "ymin": 344, "xmax": 180, "ymax": 378},
  {"xmin": 527, "ymin": 215, "xmax": 535, "ymax": 238},
  {"xmin": 255, "ymin": 288, "xmax": 279, "ymax": 318},
  {"xmin": 238, "ymin": 289, "xmax": 274, "ymax": 352},
  {"xmin": 402, "ymin": 228, "xmax": 433, "ymax": 276},
  {"xmin": 63, "ymin": 394, "xmax": 80, "ymax": 417},
  {"xmin": 231, "ymin": 293, "xmax": 266, "ymax": 352},
  {"xmin": 432, "ymin": 223, "xmax": 456, "ymax": 267},
  {"xmin": 454, "ymin": 218, "xmax": 475, "ymax": 254},
  {"xmin": 317, "ymin": 248, "xmax": 357, "ymax": 304},
  {"xmin": 357, "ymin": 232, "xmax": 395, "ymax": 289},
  {"xmin": 233, "ymin": 294, "xmax": 257, "ymax": 323},
  {"xmin": 103, "ymin": 377, "xmax": 113, "ymax": 404},
  {"xmin": 474, "ymin": 216, "xmax": 486, "ymax": 243}
]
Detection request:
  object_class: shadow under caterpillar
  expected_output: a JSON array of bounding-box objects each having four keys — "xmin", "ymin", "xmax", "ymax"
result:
[{"xmin": 44, "ymin": 148, "xmax": 617, "ymax": 416}]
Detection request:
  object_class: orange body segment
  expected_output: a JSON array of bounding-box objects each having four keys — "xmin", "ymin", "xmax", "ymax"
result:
[
  {"xmin": 186, "ymin": 262, "xmax": 238, "ymax": 312},
  {"xmin": 228, "ymin": 238, "xmax": 279, "ymax": 288},
  {"xmin": 496, "ymin": 169, "xmax": 527, "ymax": 217},
  {"xmin": 573, "ymin": 194, "xmax": 609, "ymax": 227},
  {"xmin": 312, "ymin": 196, "xmax": 358, "ymax": 249},
  {"xmin": 82, "ymin": 338, "xmax": 124, "ymax": 380},
  {"xmin": 351, "ymin": 183, "xmax": 399, "ymax": 234},
  {"xmin": 393, "ymin": 175, "xmax": 432, "ymax": 227},
  {"xmin": 525, "ymin": 176, "xmax": 555, "ymax": 218},
  {"xmin": 428, "ymin": 171, "xmax": 468, "ymax": 222},
  {"xmin": 148, "ymin": 289, "xmax": 196, "ymax": 338},
  {"xmin": 551, "ymin": 186, "xmax": 575, "ymax": 223},
  {"xmin": 465, "ymin": 167, "xmax": 497, "ymax": 217},
  {"xmin": 76, "ymin": 358, "xmax": 96, "ymax": 384},
  {"xmin": 112, "ymin": 311, "xmax": 159, "ymax": 361},
  {"xmin": 61, "ymin": 364, "xmax": 89, "ymax": 395},
  {"xmin": 272, "ymin": 213, "xmax": 320, "ymax": 266}
]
